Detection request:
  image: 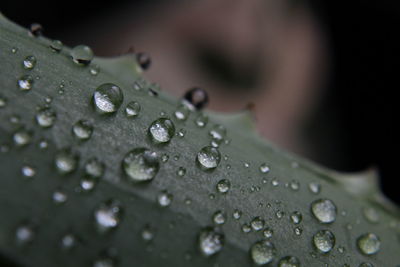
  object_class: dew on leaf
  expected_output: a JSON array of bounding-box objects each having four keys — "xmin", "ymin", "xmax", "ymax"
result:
[
  {"xmin": 72, "ymin": 120, "xmax": 93, "ymax": 141},
  {"xmin": 125, "ymin": 101, "xmax": 141, "ymax": 117},
  {"xmin": 198, "ymin": 227, "xmax": 224, "ymax": 257},
  {"xmin": 93, "ymin": 83, "xmax": 123, "ymax": 114},
  {"xmin": 357, "ymin": 233, "xmax": 380, "ymax": 255},
  {"xmin": 55, "ymin": 149, "xmax": 78, "ymax": 174},
  {"xmin": 17, "ymin": 75, "xmax": 33, "ymax": 91},
  {"xmin": 197, "ymin": 146, "xmax": 221, "ymax": 170},
  {"xmin": 157, "ymin": 191, "xmax": 173, "ymax": 207},
  {"xmin": 71, "ymin": 45, "xmax": 93, "ymax": 65},
  {"xmin": 311, "ymin": 199, "xmax": 337, "ymax": 224},
  {"xmin": 149, "ymin": 118, "xmax": 175, "ymax": 143},
  {"xmin": 123, "ymin": 148, "xmax": 159, "ymax": 182},
  {"xmin": 216, "ymin": 179, "xmax": 231, "ymax": 193},
  {"xmin": 36, "ymin": 107, "xmax": 56, "ymax": 128},
  {"xmin": 23, "ymin": 56, "xmax": 37, "ymax": 70},
  {"xmin": 250, "ymin": 240, "xmax": 276, "ymax": 265},
  {"xmin": 94, "ymin": 200, "xmax": 122, "ymax": 233},
  {"xmin": 313, "ymin": 230, "xmax": 335, "ymax": 253}
]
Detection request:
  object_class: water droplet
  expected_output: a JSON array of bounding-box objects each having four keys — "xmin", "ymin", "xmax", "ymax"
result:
[
  {"xmin": 141, "ymin": 225, "xmax": 154, "ymax": 242},
  {"xmin": 177, "ymin": 167, "xmax": 186, "ymax": 177},
  {"xmin": 242, "ymin": 224, "xmax": 252, "ymax": 233},
  {"xmin": 90, "ymin": 65, "xmax": 100, "ymax": 76},
  {"xmin": 17, "ymin": 75, "xmax": 33, "ymax": 90},
  {"xmin": 53, "ymin": 190, "xmax": 68, "ymax": 204},
  {"xmin": 38, "ymin": 139, "xmax": 49, "ymax": 149},
  {"xmin": 363, "ymin": 207, "xmax": 380, "ymax": 224},
  {"xmin": 23, "ymin": 56, "xmax": 37, "ymax": 70},
  {"xmin": 55, "ymin": 149, "xmax": 78, "ymax": 174},
  {"xmin": 276, "ymin": 210, "xmax": 285, "ymax": 219},
  {"xmin": 149, "ymin": 118, "xmax": 175, "ymax": 143},
  {"xmin": 0, "ymin": 95, "xmax": 7, "ymax": 108},
  {"xmin": 197, "ymin": 146, "xmax": 221, "ymax": 170},
  {"xmin": 60, "ymin": 233, "xmax": 77, "ymax": 250},
  {"xmin": 233, "ymin": 209, "xmax": 242, "ymax": 220},
  {"xmin": 123, "ymin": 148, "xmax": 159, "ymax": 182},
  {"xmin": 174, "ymin": 104, "xmax": 190, "ymax": 121},
  {"xmin": 85, "ymin": 158, "xmax": 104, "ymax": 178},
  {"xmin": 182, "ymin": 87, "xmax": 209, "ymax": 110},
  {"xmin": 94, "ymin": 200, "xmax": 122, "ymax": 233},
  {"xmin": 29, "ymin": 23, "xmax": 43, "ymax": 36},
  {"xmin": 36, "ymin": 107, "xmax": 56, "ymax": 127},
  {"xmin": 278, "ymin": 256, "xmax": 301, "ymax": 267},
  {"xmin": 157, "ymin": 191, "xmax": 173, "ymax": 207},
  {"xmin": 93, "ymin": 83, "xmax": 123, "ymax": 114},
  {"xmin": 209, "ymin": 124, "xmax": 226, "ymax": 142},
  {"xmin": 294, "ymin": 227, "xmax": 302, "ymax": 236},
  {"xmin": 21, "ymin": 165, "xmax": 35, "ymax": 177},
  {"xmin": 177, "ymin": 128, "xmax": 186, "ymax": 137},
  {"xmin": 357, "ymin": 233, "xmax": 380, "ymax": 255},
  {"xmin": 72, "ymin": 120, "xmax": 93, "ymax": 140},
  {"xmin": 250, "ymin": 240, "xmax": 276, "ymax": 265},
  {"xmin": 161, "ymin": 154, "xmax": 169, "ymax": 163},
  {"xmin": 15, "ymin": 224, "xmax": 35, "ymax": 245},
  {"xmin": 213, "ymin": 211, "xmax": 226, "ymax": 225},
  {"xmin": 195, "ymin": 114, "xmax": 208, "ymax": 128},
  {"xmin": 11, "ymin": 47, "xmax": 18, "ymax": 54},
  {"xmin": 290, "ymin": 211, "xmax": 302, "ymax": 224},
  {"xmin": 289, "ymin": 180, "xmax": 300, "ymax": 191},
  {"xmin": 216, "ymin": 179, "xmax": 230, "ymax": 193},
  {"xmin": 198, "ymin": 227, "xmax": 224, "ymax": 257},
  {"xmin": 50, "ymin": 40, "xmax": 63, "ymax": 52},
  {"xmin": 13, "ymin": 128, "xmax": 32, "ymax": 146},
  {"xmin": 308, "ymin": 182, "xmax": 321, "ymax": 194},
  {"xmin": 137, "ymin": 52, "xmax": 151, "ymax": 70},
  {"xmin": 259, "ymin": 163, "xmax": 270, "ymax": 174},
  {"xmin": 271, "ymin": 178, "xmax": 279, "ymax": 187},
  {"xmin": 313, "ymin": 230, "xmax": 335, "ymax": 253},
  {"xmin": 263, "ymin": 228, "xmax": 273, "ymax": 238},
  {"xmin": 125, "ymin": 101, "xmax": 141, "ymax": 117},
  {"xmin": 80, "ymin": 176, "xmax": 98, "ymax": 192},
  {"xmin": 71, "ymin": 45, "xmax": 93, "ymax": 65},
  {"xmin": 311, "ymin": 199, "xmax": 337, "ymax": 224},
  {"xmin": 93, "ymin": 257, "xmax": 115, "ymax": 267},
  {"xmin": 251, "ymin": 217, "xmax": 265, "ymax": 231}
]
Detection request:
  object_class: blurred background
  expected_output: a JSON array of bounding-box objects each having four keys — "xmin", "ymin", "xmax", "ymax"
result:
[{"xmin": 2, "ymin": 0, "xmax": 399, "ymax": 203}]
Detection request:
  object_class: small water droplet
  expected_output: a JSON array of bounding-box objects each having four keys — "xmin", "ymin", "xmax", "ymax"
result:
[
  {"xmin": 123, "ymin": 148, "xmax": 159, "ymax": 182},
  {"xmin": 209, "ymin": 124, "xmax": 226, "ymax": 142},
  {"xmin": 308, "ymin": 182, "xmax": 321, "ymax": 194},
  {"xmin": 198, "ymin": 227, "xmax": 224, "ymax": 257},
  {"xmin": 251, "ymin": 217, "xmax": 265, "ymax": 231},
  {"xmin": 29, "ymin": 23, "xmax": 43, "ymax": 36},
  {"xmin": 23, "ymin": 56, "xmax": 37, "ymax": 70},
  {"xmin": 177, "ymin": 128, "xmax": 186, "ymax": 137},
  {"xmin": 294, "ymin": 227, "xmax": 302, "ymax": 236},
  {"xmin": 38, "ymin": 139, "xmax": 49, "ymax": 149},
  {"xmin": 250, "ymin": 240, "xmax": 276, "ymax": 265},
  {"xmin": 311, "ymin": 199, "xmax": 337, "ymax": 224},
  {"xmin": 278, "ymin": 256, "xmax": 301, "ymax": 267},
  {"xmin": 13, "ymin": 128, "xmax": 32, "ymax": 147},
  {"xmin": 271, "ymin": 178, "xmax": 279, "ymax": 187},
  {"xmin": 177, "ymin": 167, "xmax": 186, "ymax": 177},
  {"xmin": 157, "ymin": 191, "xmax": 173, "ymax": 207},
  {"xmin": 80, "ymin": 176, "xmax": 98, "ymax": 192},
  {"xmin": 174, "ymin": 104, "xmax": 190, "ymax": 121},
  {"xmin": 233, "ymin": 209, "xmax": 242, "ymax": 220},
  {"xmin": 161, "ymin": 154, "xmax": 169, "ymax": 163},
  {"xmin": 363, "ymin": 207, "xmax": 380, "ymax": 224},
  {"xmin": 263, "ymin": 228, "xmax": 273, "ymax": 238},
  {"xmin": 94, "ymin": 200, "xmax": 122, "ymax": 233},
  {"xmin": 93, "ymin": 257, "xmax": 115, "ymax": 267},
  {"xmin": 141, "ymin": 225, "xmax": 155, "ymax": 242},
  {"xmin": 17, "ymin": 75, "xmax": 33, "ymax": 90},
  {"xmin": 36, "ymin": 107, "xmax": 56, "ymax": 127},
  {"xmin": 71, "ymin": 45, "xmax": 93, "ymax": 65},
  {"xmin": 182, "ymin": 87, "xmax": 209, "ymax": 110},
  {"xmin": 212, "ymin": 211, "xmax": 226, "ymax": 225},
  {"xmin": 53, "ymin": 190, "xmax": 68, "ymax": 204},
  {"xmin": 195, "ymin": 113, "xmax": 208, "ymax": 128},
  {"xmin": 289, "ymin": 180, "xmax": 300, "ymax": 191},
  {"xmin": 11, "ymin": 47, "xmax": 18, "ymax": 54},
  {"xmin": 0, "ymin": 95, "xmax": 7, "ymax": 108},
  {"xmin": 55, "ymin": 149, "xmax": 78, "ymax": 174},
  {"xmin": 149, "ymin": 118, "xmax": 175, "ymax": 143},
  {"xmin": 72, "ymin": 120, "xmax": 93, "ymax": 140},
  {"xmin": 216, "ymin": 179, "xmax": 231, "ymax": 193},
  {"xmin": 357, "ymin": 233, "xmax": 380, "ymax": 255},
  {"xmin": 15, "ymin": 224, "xmax": 35, "ymax": 245},
  {"xmin": 276, "ymin": 210, "xmax": 285, "ymax": 219},
  {"xmin": 137, "ymin": 52, "xmax": 151, "ymax": 70},
  {"xmin": 259, "ymin": 163, "xmax": 270, "ymax": 174},
  {"xmin": 313, "ymin": 230, "xmax": 335, "ymax": 253},
  {"xmin": 21, "ymin": 165, "xmax": 36, "ymax": 177},
  {"xmin": 197, "ymin": 146, "xmax": 221, "ymax": 170},
  {"xmin": 241, "ymin": 224, "xmax": 252, "ymax": 233},
  {"xmin": 50, "ymin": 40, "xmax": 63, "ymax": 52},
  {"xmin": 90, "ymin": 65, "xmax": 100, "ymax": 76},
  {"xmin": 60, "ymin": 233, "xmax": 77, "ymax": 250},
  {"xmin": 93, "ymin": 83, "xmax": 123, "ymax": 114},
  {"xmin": 290, "ymin": 211, "xmax": 302, "ymax": 224},
  {"xmin": 85, "ymin": 158, "xmax": 104, "ymax": 178},
  {"xmin": 125, "ymin": 101, "xmax": 141, "ymax": 117}
]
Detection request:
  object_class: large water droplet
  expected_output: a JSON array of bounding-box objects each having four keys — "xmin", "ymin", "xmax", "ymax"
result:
[
  {"xmin": 36, "ymin": 108, "xmax": 56, "ymax": 127},
  {"xmin": 123, "ymin": 148, "xmax": 159, "ymax": 182},
  {"xmin": 93, "ymin": 83, "xmax": 123, "ymax": 114},
  {"xmin": 313, "ymin": 230, "xmax": 335, "ymax": 253},
  {"xmin": 125, "ymin": 101, "xmax": 141, "ymax": 118},
  {"xmin": 94, "ymin": 200, "xmax": 122, "ymax": 233},
  {"xmin": 311, "ymin": 199, "xmax": 337, "ymax": 224},
  {"xmin": 71, "ymin": 45, "xmax": 94, "ymax": 65},
  {"xmin": 72, "ymin": 120, "xmax": 93, "ymax": 140},
  {"xmin": 23, "ymin": 56, "xmax": 37, "ymax": 70},
  {"xmin": 278, "ymin": 256, "xmax": 301, "ymax": 267},
  {"xmin": 357, "ymin": 233, "xmax": 380, "ymax": 255},
  {"xmin": 55, "ymin": 149, "xmax": 78, "ymax": 174},
  {"xmin": 17, "ymin": 75, "xmax": 33, "ymax": 91},
  {"xmin": 197, "ymin": 146, "xmax": 221, "ymax": 170},
  {"xmin": 149, "ymin": 118, "xmax": 175, "ymax": 143},
  {"xmin": 250, "ymin": 240, "xmax": 276, "ymax": 265},
  {"xmin": 198, "ymin": 227, "xmax": 224, "ymax": 257},
  {"xmin": 216, "ymin": 179, "xmax": 230, "ymax": 193},
  {"xmin": 182, "ymin": 87, "xmax": 209, "ymax": 110}
]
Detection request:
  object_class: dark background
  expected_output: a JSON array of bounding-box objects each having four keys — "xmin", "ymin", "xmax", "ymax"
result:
[{"xmin": 1, "ymin": 0, "xmax": 399, "ymax": 204}]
